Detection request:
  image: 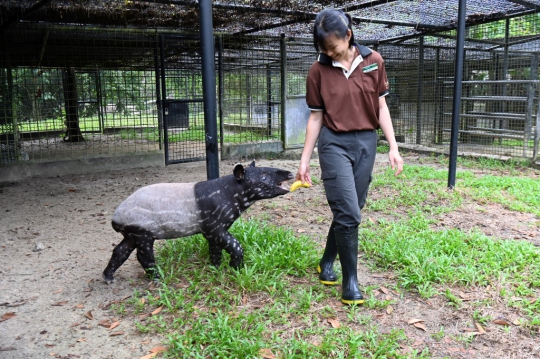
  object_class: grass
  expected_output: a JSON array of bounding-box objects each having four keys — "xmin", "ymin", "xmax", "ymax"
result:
[
  {"xmin": 119, "ymin": 155, "xmax": 540, "ymax": 357},
  {"xmin": 125, "ymin": 220, "xmax": 427, "ymax": 358}
]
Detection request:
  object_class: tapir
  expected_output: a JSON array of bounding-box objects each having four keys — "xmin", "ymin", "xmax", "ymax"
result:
[{"xmin": 103, "ymin": 161, "xmax": 293, "ymax": 283}]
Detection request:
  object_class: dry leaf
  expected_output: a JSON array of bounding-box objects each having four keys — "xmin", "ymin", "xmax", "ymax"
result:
[
  {"xmin": 1, "ymin": 312, "xmax": 16, "ymax": 321},
  {"xmin": 411, "ymin": 338, "xmax": 424, "ymax": 347},
  {"xmin": 110, "ymin": 331, "xmax": 125, "ymax": 336},
  {"xmin": 151, "ymin": 306, "xmax": 163, "ymax": 316},
  {"xmin": 513, "ymin": 318, "xmax": 522, "ymax": 326},
  {"xmin": 474, "ymin": 322, "xmax": 486, "ymax": 334},
  {"xmin": 68, "ymin": 188, "xmax": 76, "ymax": 192},
  {"xmin": 413, "ymin": 322, "xmax": 427, "ymax": 331},
  {"xmin": 99, "ymin": 319, "xmax": 112, "ymax": 328},
  {"xmin": 149, "ymin": 346, "xmax": 167, "ymax": 354},
  {"xmin": 259, "ymin": 348, "xmax": 276, "ymax": 359},
  {"xmin": 70, "ymin": 322, "xmax": 81, "ymax": 328},
  {"xmin": 386, "ymin": 305, "xmax": 393, "ymax": 314},
  {"xmin": 493, "ymin": 318, "xmax": 512, "ymax": 326},
  {"xmin": 297, "ymin": 229, "xmax": 306, "ymax": 233},
  {"xmin": 407, "ymin": 318, "xmax": 424, "ymax": 325},
  {"xmin": 84, "ymin": 311, "xmax": 93, "ymax": 320},
  {"xmin": 51, "ymin": 300, "xmax": 69, "ymax": 306},
  {"xmin": 75, "ymin": 304, "xmax": 84, "ymax": 309},
  {"xmin": 139, "ymin": 298, "xmax": 146, "ymax": 305},
  {"xmin": 327, "ymin": 318, "xmax": 341, "ymax": 329},
  {"xmin": 76, "ymin": 338, "xmax": 87, "ymax": 342},
  {"xmin": 141, "ymin": 339, "xmax": 151, "ymax": 345},
  {"xmin": 380, "ymin": 286, "xmax": 389, "ymax": 294},
  {"xmin": 140, "ymin": 354, "xmax": 157, "ymax": 359},
  {"xmin": 53, "ymin": 289, "xmax": 63, "ymax": 294},
  {"xmin": 109, "ymin": 321, "xmax": 120, "ymax": 330}
]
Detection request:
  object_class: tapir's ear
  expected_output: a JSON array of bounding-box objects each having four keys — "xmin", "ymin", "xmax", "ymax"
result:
[
  {"xmin": 233, "ymin": 163, "xmax": 245, "ymax": 180},
  {"xmin": 249, "ymin": 160, "xmax": 256, "ymax": 167}
]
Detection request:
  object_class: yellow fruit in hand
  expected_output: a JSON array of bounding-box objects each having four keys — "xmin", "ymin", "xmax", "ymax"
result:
[{"xmin": 290, "ymin": 180, "xmax": 311, "ymax": 192}]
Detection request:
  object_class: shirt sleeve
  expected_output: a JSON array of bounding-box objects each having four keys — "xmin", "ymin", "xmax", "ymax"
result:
[
  {"xmin": 378, "ymin": 57, "xmax": 390, "ymax": 98},
  {"xmin": 306, "ymin": 65, "xmax": 325, "ymax": 111}
]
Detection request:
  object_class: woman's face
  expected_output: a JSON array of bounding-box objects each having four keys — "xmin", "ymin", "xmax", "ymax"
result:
[{"xmin": 321, "ymin": 30, "xmax": 351, "ymax": 62}]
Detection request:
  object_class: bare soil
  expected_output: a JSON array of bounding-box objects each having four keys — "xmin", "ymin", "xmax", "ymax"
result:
[{"xmin": 1, "ymin": 154, "xmax": 539, "ymax": 358}]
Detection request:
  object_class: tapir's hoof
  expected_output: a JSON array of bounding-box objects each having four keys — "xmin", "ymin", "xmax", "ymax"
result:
[{"xmin": 103, "ymin": 272, "xmax": 114, "ymax": 285}]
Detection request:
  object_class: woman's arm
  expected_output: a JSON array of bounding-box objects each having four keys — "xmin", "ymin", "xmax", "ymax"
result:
[
  {"xmin": 296, "ymin": 110, "xmax": 324, "ymax": 185},
  {"xmin": 379, "ymin": 96, "xmax": 404, "ymax": 176}
]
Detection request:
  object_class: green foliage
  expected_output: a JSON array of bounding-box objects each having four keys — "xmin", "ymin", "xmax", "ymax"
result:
[{"xmin": 130, "ymin": 220, "xmax": 427, "ymax": 359}]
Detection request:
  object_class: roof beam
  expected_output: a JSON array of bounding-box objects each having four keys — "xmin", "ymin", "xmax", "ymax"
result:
[
  {"xmin": 142, "ymin": 0, "xmax": 439, "ymax": 30},
  {"xmin": 505, "ymin": 0, "xmax": 540, "ymax": 11},
  {"xmin": 233, "ymin": 18, "xmax": 307, "ymax": 36},
  {"xmin": 0, "ymin": 0, "xmax": 53, "ymax": 29}
]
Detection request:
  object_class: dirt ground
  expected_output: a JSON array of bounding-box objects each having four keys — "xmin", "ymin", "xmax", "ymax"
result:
[{"xmin": 1, "ymin": 153, "xmax": 539, "ymax": 359}]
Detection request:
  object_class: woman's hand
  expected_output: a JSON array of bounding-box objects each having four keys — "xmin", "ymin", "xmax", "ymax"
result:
[
  {"xmin": 295, "ymin": 160, "xmax": 312, "ymax": 186},
  {"xmin": 388, "ymin": 148, "xmax": 404, "ymax": 176}
]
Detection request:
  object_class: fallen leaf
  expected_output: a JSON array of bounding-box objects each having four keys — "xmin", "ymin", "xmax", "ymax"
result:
[
  {"xmin": 149, "ymin": 346, "xmax": 167, "ymax": 354},
  {"xmin": 151, "ymin": 306, "xmax": 163, "ymax": 316},
  {"xmin": 68, "ymin": 188, "xmax": 76, "ymax": 192},
  {"xmin": 474, "ymin": 322, "xmax": 486, "ymax": 334},
  {"xmin": 413, "ymin": 322, "xmax": 427, "ymax": 331},
  {"xmin": 139, "ymin": 298, "xmax": 146, "ymax": 305},
  {"xmin": 140, "ymin": 354, "xmax": 157, "ymax": 359},
  {"xmin": 327, "ymin": 318, "xmax": 341, "ymax": 328},
  {"xmin": 386, "ymin": 305, "xmax": 393, "ymax": 314},
  {"xmin": 380, "ymin": 286, "xmax": 389, "ymax": 294},
  {"xmin": 84, "ymin": 311, "xmax": 93, "ymax": 320},
  {"xmin": 53, "ymin": 289, "xmax": 63, "ymax": 294},
  {"xmin": 411, "ymin": 338, "xmax": 424, "ymax": 347},
  {"xmin": 259, "ymin": 348, "xmax": 276, "ymax": 359},
  {"xmin": 75, "ymin": 304, "xmax": 84, "ymax": 309},
  {"xmin": 407, "ymin": 318, "xmax": 424, "ymax": 325},
  {"xmin": 493, "ymin": 318, "xmax": 511, "ymax": 326},
  {"xmin": 109, "ymin": 322, "xmax": 120, "ymax": 330},
  {"xmin": 1, "ymin": 312, "xmax": 16, "ymax": 321},
  {"xmin": 513, "ymin": 318, "xmax": 522, "ymax": 326},
  {"xmin": 70, "ymin": 322, "xmax": 80, "ymax": 328},
  {"xmin": 297, "ymin": 229, "xmax": 306, "ymax": 233},
  {"xmin": 51, "ymin": 300, "xmax": 69, "ymax": 306},
  {"xmin": 99, "ymin": 319, "xmax": 112, "ymax": 328},
  {"xmin": 76, "ymin": 338, "xmax": 87, "ymax": 342},
  {"xmin": 141, "ymin": 339, "xmax": 151, "ymax": 344},
  {"xmin": 110, "ymin": 331, "xmax": 125, "ymax": 336}
]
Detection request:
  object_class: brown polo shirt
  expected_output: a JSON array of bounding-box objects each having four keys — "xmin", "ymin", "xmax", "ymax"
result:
[{"xmin": 306, "ymin": 44, "xmax": 390, "ymax": 132}]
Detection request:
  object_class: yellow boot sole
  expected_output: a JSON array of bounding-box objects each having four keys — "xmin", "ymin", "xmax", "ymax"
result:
[{"xmin": 316, "ymin": 265, "xmax": 339, "ymax": 285}]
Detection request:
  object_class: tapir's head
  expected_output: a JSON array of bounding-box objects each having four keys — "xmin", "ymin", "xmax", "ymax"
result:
[{"xmin": 233, "ymin": 161, "xmax": 294, "ymax": 199}]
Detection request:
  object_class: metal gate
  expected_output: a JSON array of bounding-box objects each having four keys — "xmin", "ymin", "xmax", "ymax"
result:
[{"xmin": 159, "ymin": 34, "xmax": 207, "ymax": 164}]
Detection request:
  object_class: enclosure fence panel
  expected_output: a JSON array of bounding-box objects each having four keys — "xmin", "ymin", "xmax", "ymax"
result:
[{"xmin": 378, "ymin": 14, "xmax": 540, "ymax": 160}]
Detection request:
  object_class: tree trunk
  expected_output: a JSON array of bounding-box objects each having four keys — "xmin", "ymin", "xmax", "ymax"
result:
[{"xmin": 62, "ymin": 67, "xmax": 84, "ymax": 142}]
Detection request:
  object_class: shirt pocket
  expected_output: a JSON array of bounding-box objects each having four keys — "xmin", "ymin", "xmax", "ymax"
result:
[{"xmin": 361, "ymin": 70, "xmax": 378, "ymax": 93}]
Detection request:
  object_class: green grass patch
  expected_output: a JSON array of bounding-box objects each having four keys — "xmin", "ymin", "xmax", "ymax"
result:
[
  {"xmin": 359, "ymin": 213, "xmax": 540, "ymax": 324},
  {"xmin": 126, "ymin": 220, "xmax": 426, "ymax": 358}
]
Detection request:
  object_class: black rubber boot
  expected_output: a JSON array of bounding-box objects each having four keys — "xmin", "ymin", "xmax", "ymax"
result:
[
  {"xmin": 317, "ymin": 223, "xmax": 338, "ymax": 285},
  {"xmin": 335, "ymin": 227, "xmax": 364, "ymax": 305}
]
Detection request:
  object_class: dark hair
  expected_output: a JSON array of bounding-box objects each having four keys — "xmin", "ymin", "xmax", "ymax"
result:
[{"xmin": 313, "ymin": 9, "xmax": 355, "ymax": 53}]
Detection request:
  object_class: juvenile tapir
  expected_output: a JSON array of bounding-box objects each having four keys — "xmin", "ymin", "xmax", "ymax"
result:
[{"xmin": 103, "ymin": 161, "xmax": 293, "ymax": 283}]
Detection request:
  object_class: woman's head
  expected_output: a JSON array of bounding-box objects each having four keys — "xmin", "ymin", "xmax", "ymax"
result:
[{"xmin": 313, "ymin": 9, "xmax": 355, "ymax": 54}]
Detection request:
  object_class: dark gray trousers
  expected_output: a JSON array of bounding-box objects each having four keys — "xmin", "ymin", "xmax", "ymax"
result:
[{"xmin": 318, "ymin": 126, "xmax": 377, "ymax": 231}]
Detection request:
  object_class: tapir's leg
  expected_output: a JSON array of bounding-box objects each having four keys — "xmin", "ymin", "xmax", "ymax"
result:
[
  {"xmin": 103, "ymin": 232, "xmax": 137, "ymax": 284},
  {"xmin": 135, "ymin": 234, "xmax": 158, "ymax": 279},
  {"xmin": 206, "ymin": 238, "xmax": 223, "ymax": 267},
  {"xmin": 217, "ymin": 231, "xmax": 244, "ymax": 269}
]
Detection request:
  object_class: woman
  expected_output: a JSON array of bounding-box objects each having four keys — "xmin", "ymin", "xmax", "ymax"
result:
[{"xmin": 296, "ymin": 9, "xmax": 404, "ymax": 305}]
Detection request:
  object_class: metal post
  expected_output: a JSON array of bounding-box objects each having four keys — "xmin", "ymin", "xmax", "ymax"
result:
[
  {"xmin": 526, "ymin": 54, "xmax": 538, "ymax": 157},
  {"xmin": 159, "ymin": 35, "xmax": 170, "ymax": 163},
  {"xmin": 416, "ymin": 36, "xmax": 424, "ymax": 145},
  {"xmin": 217, "ymin": 35, "xmax": 224, "ymax": 157},
  {"xmin": 448, "ymin": 0, "xmax": 466, "ymax": 189},
  {"xmin": 199, "ymin": 0, "xmax": 219, "ymax": 180},
  {"xmin": 435, "ymin": 47, "xmax": 442, "ymax": 144},
  {"xmin": 267, "ymin": 64, "xmax": 272, "ymax": 137},
  {"xmin": 153, "ymin": 38, "xmax": 163, "ymax": 150},
  {"xmin": 280, "ymin": 34, "xmax": 287, "ymax": 148}
]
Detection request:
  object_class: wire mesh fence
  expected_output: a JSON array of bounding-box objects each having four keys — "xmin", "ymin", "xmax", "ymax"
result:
[
  {"xmin": 379, "ymin": 13, "xmax": 540, "ymax": 160},
  {"xmin": 2, "ymin": 13, "xmax": 540, "ymax": 169}
]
